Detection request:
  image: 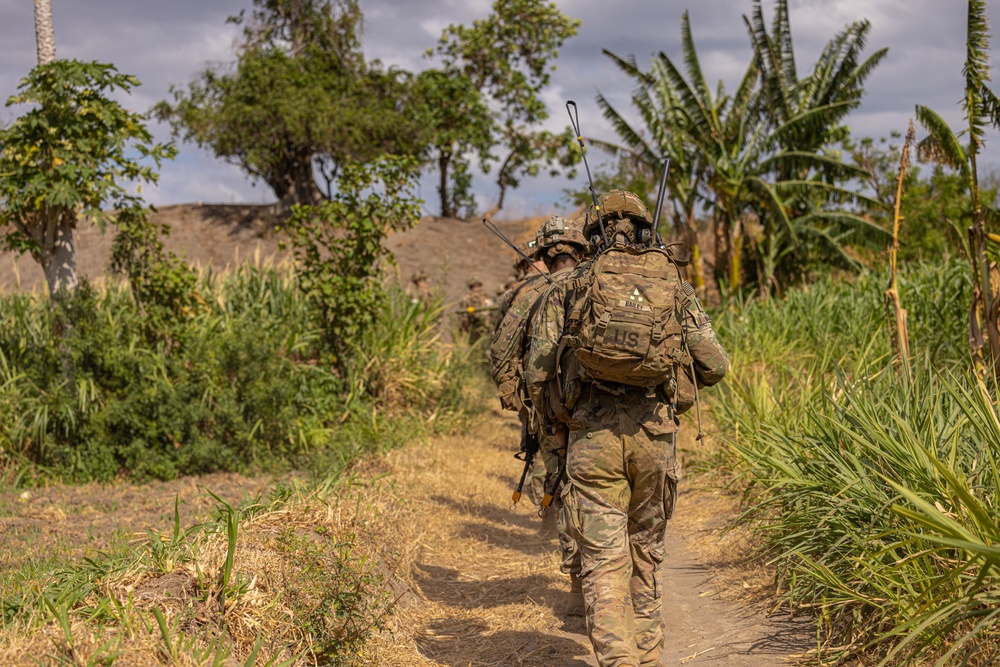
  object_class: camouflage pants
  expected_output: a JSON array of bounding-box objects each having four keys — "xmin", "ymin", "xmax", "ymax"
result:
[
  {"xmin": 528, "ymin": 423, "xmax": 581, "ymax": 576},
  {"xmin": 561, "ymin": 390, "xmax": 678, "ymax": 667}
]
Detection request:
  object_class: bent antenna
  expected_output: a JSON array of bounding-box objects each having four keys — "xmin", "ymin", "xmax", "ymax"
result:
[
  {"xmin": 566, "ymin": 101, "xmax": 608, "ymax": 248},
  {"xmin": 482, "ymin": 218, "xmax": 554, "ymax": 285}
]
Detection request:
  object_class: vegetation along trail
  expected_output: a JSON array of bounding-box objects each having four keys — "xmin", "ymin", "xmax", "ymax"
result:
[{"xmin": 365, "ymin": 408, "xmax": 813, "ymax": 666}]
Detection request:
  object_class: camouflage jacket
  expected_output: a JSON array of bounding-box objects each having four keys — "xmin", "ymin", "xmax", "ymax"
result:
[
  {"xmin": 489, "ymin": 266, "xmax": 577, "ymax": 411},
  {"xmin": 525, "ymin": 270, "xmax": 728, "ymax": 422}
]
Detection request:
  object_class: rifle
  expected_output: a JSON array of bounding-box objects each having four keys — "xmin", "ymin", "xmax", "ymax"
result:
[
  {"xmin": 510, "ymin": 421, "xmax": 540, "ymax": 509},
  {"xmin": 538, "ymin": 426, "xmax": 567, "ymax": 517},
  {"xmin": 455, "ymin": 304, "xmax": 499, "ymax": 315},
  {"xmin": 680, "ymin": 281, "xmax": 705, "ymax": 441}
]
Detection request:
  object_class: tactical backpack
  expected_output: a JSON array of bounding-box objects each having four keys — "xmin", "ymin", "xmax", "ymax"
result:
[
  {"xmin": 489, "ymin": 276, "xmax": 548, "ymax": 411},
  {"xmin": 564, "ymin": 244, "xmax": 688, "ymax": 387}
]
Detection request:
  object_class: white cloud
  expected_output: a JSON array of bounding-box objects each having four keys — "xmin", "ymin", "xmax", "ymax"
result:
[{"xmin": 0, "ymin": 0, "xmax": 997, "ymax": 211}]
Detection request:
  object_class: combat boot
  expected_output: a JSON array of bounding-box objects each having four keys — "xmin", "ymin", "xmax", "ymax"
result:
[{"xmin": 563, "ymin": 573, "xmax": 585, "ymax": 617}]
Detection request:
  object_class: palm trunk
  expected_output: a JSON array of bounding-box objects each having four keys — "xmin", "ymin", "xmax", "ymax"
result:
[
  {"xmin": 686, "ymin": 207, "xmax": 705, "ymax": 293},
  {"xmin": 728, "ymin": 216, "xmax": 743, "ymax": 293},
  {"xmin": 34, "ymin": 0, "xmax": 56, "ymax": 65}
]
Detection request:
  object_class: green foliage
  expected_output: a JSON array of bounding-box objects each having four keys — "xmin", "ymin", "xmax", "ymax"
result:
[
  {"xmin": 423, "ymin": 0, "xmax": 581, "ymax": 217},
  {"xmin": 411, "ymin": 69, "xmax": 492, "ymax": 219},
  {"xmin": 279, "ymin": 156, "xmax": 422, "ymax": 363},
  {"xmin": 915, "ymin": 0, "xmax": 1000, "ymax": 374},
  {"xmin": 705, "ymin": 261, "xmax": 1000, "ymax": 663},
  {"xmin": 597, "ymin": 0, "xmax": 887, "ymax": 296},
  {"xmin": 275, "ymin": 528, "xmax": 391, "ymax": 663},
  {"xmin": 157, "ymin": 0, "xmax": 423, "ymax": 205},
  {"xmin": 109, "ymin": 207, "xmax": 200, "ymax": 339},
  {"xmin": 847, "ymin": 134, "xmax": 1000, "ymax": 261},
  {"xmin": 0, "ymin": 60, "xmax": 174, "ymax": 294},
  {"xmin": 0, "ymin": 256, "xmax": 478, "ymax": 487}
]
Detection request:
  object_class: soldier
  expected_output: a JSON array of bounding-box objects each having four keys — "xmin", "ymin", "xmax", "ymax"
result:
[
  {"xmin": 489, "ymin": 215, "xmax": 590, "ymax": 615},
  {"xmin": 525, "ymin": 191, "xmax": 728, "ymax": 667},
  {"xmin": 495, "ymin": 240, "xmax": 548, "ymax": 327},
  {"xmin": 409, "ymin": 270, "xmax": 432, "ymax": 307},
  {"xmin": 457, "ymin": 275, "xmax": 494, "ymax": 343}
]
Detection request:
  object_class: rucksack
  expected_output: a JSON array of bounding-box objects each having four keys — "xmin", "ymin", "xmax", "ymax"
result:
[
  {"xmin": 489, "ymin": 275, "xmax": 549, "ymax": 411},
  {"xmin": 564, "ymin": 244, "xmax": 687, "ymax": 387}
]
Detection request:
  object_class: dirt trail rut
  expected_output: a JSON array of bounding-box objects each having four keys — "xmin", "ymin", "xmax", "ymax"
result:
[{"xmin": 367, "ymin": 409, "xmax": 813, "ymax": 667}]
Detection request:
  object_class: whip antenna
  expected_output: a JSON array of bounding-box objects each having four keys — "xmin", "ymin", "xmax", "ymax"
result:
[
  {"xmin": 566, "ymin": 101, "xmax": 608, "ymax": 248},
  {"xmin": 482, "ymin": 218, "xmax": 554, "ymax": 285},
  {"xmin": 652, "ymin": 157, "xmax": 671, "ymax": 240}
]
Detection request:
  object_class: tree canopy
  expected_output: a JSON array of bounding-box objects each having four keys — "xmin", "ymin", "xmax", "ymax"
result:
[
  {"xmin": 0, "ymin": 60, "xmax": 174, "ymax": 296},
  {"xmin": 419, "ymin": 0, "xmax": 580, "ymax": 218},
  {"xmin": 596, "ymin": 0, "xmax": 888, "ymax": 296},
  {"xmin": 157, "ymin": 0, "xmax": 424, "ymax": 206}
]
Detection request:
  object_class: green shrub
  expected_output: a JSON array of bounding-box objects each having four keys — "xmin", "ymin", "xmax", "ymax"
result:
[
  {"xmin": 0, "ymin": 259, "xmax": 475, "ymax": 485},
  {"xmin": 708, "ymin": 260, "xmax": 1000, "ymax": 664}
]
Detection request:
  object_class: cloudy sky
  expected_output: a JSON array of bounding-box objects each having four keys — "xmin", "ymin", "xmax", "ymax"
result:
[{"xmin": 0, "ymin": 0, "xmax": 985, "ymax": 217}]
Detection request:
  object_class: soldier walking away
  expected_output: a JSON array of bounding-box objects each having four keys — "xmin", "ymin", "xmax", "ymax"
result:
[
  {"xmin": 497, "ymin": 240, "xmax": 549, "ymax": 322},
  {"xmin": 525, "ymin": 190, "xmax": 729, "ymax": 667},
  {"xmin": 489, "ymin": 215, "xmax": 591, "ymax": 616},
  {"xmin": 457, "ymin": 275, "xmax": 494, "ymax": 343}
]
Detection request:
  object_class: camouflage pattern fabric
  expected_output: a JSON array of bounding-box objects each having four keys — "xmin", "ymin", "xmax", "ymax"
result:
[
  {"xmin": 491, "ymin": 265, "xmax": 582, "ymax": 576},
  {"xmin": 525, "ymin": 268, "xmax": 728, "ymax": 667},
  {"xmin": 562, "ymin": 391, "xmax": 677, "ymax": 667},
  {"xmin": 457, "ymin": 289, "xmax": 493, "ymax": 343}
]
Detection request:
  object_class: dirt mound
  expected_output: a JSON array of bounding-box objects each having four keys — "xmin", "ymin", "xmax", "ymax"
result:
[{"xmin": 0, "ymin": 205, "xmax": 541, "ymax": 307}]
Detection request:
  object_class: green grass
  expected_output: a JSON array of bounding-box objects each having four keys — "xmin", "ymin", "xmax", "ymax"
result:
[{"xmin": 708, "ymin": 260, "xmax": 1000, "ymax": 664}]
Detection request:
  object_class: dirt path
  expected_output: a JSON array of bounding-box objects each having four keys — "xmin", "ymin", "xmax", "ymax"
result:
[{"xmin": 365, "ymin": 409, "xmax": 813, "ymax": 667}]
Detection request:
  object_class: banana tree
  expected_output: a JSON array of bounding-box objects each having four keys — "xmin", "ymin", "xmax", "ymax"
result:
[
  {"xmin": 915, "ymin": 0, "xmax": 1000, "ymax": 378},
  {"xmin": 595, "ymin": 50, "xmax": 708, "ymax": 291}
]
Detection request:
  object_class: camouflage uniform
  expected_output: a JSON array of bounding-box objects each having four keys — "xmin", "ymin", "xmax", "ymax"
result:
[
  {"xmin": 525, "ymin": 198, "xmax": 728, "ymax": 667},
  {"xmin": 458, "ymin": 277, "xmax": 494, "ymax": 343},
  {"xmin": 409, "ymin": 271, "xmax": 433, "ymax": 308},
  {"xmin": 490, "ymin": 216, "xmax": 590, "ymax": 581}
]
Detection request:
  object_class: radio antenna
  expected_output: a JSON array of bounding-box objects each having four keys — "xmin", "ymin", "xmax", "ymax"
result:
[
  {"xmin": 566, "ymin": 101, "xmax": 608, "ymax": 248},
  {"xmin": 482, "ymin": 218, "xmax": 554, "ymax": 285}
]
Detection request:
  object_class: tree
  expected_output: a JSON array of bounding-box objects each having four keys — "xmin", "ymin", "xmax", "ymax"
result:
[
  {"xmin": 411, "ymin": 69, "xmax": 493, "ymax": 219},
  {"xmin": 33, "ymin": 0, "xmax": 55, "ymax": 65},
  {"xmin": 597, "ymin": 3, "xmax": 886, "ymax": 296},
  {"xmin": 158, "ymin": 0, "xmax": 423, "ymax": 206},
  {"xmin": 0, "ymin": 61, "xmax": 175, "ymax": 296},
  {"xmin": 915, "ymin": 0, "xmax": 1000, "ymax": 377},
  {"xmin": 428, "ymin": 0, "xmax": 580, "ymax": 218},
  {"xmin": 279, "ymin": 156, "xmax": 422, "ymax": 364}
]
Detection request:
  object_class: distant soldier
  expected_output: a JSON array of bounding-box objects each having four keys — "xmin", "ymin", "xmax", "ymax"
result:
[
  {"xmin": 457, "ymin": 275, "xmax": 494, "ymax": 343},
  {"xmin": 409, "ymin": 270, "xmax": 433, "ymax": 307}
]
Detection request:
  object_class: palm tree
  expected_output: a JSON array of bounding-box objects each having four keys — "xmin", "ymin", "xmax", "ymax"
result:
[
  {"xmin": 597, "ymin": 4, "xmax": 886, "ymax": 296},
  {"xmin": 30, "ymin": 0, "xmax": 78, "ymax": 295},
  {"xmin": 915, "ymin": 0, "xmax": 1000, "ymax": 377},
  {"xmin": 34, "ymin": 0, "xmax": 55, "ymax": 65},
  {"xmin": 595, "ymin": 51, "xmax": 708, "ymax": 291}
]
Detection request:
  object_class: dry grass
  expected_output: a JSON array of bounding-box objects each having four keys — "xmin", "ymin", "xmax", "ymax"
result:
[
  {"xmin": 361, "ymin": 409, "xmax": 595, "ymax": 667},
  {"xmin": 0, "ymin": 457, "xmax": 411, "ymax": 665}
]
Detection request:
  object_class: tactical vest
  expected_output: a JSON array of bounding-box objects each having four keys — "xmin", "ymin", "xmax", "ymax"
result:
[
  {"xmin": 489, "ymin": 274, "xmax": 551, "ymax": 411},
  {"xmin": 564, "ymin": 244, "xmax": 689, "ymax": 387}
]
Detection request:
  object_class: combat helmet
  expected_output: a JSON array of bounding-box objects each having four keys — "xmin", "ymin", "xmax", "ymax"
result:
[
  {"xmin": 583, "ymin": 190, "xmax": 654, "ymax": 246},
  {"xmin": 535, "ymin": 216, "xmax": 589, "ymax": 259}
]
